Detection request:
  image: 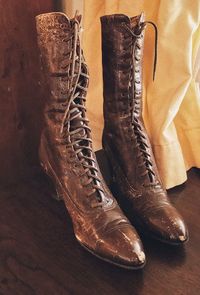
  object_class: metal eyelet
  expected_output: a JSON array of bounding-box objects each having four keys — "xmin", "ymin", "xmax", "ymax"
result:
[{"xmin": 60, "ymin": 23, "xmax": 68, "ymax": 29}]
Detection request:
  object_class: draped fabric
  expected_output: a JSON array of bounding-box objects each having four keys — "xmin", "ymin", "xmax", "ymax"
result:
[{"xmin": 64, "ymin": 0, "xmax": 200, "ymax": 189}]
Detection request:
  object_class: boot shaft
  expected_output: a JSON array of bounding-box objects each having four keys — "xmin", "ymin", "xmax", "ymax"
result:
[
  {"xmin": 36, "ymin": 12, "xmax": 79, "ymax": 75},
  {"xmin": 36, "ymin": 13, "xmax": 88, "ymax": 138},
  {"xmin": 101, "ymin": 13, "xmax": 145, "ymax": 129},
  {"xmin": 36, "ymin": 12, "xmax": 114, "ymax": 211},
  {"xmin": 101, "ymin": 13, "xmax": 161, "ymax": 186}
]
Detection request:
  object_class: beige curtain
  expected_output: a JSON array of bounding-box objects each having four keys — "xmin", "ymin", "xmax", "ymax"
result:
[
  {"xmin": 63, "ymin": 0, "xmax": 200, "ymax": 189},
  {"xmin": 62, "ymin": 0, "xmax": 83, "ymax": 18}
]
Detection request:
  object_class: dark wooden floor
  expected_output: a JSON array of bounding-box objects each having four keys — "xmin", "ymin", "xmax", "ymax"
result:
[{"xmin": 0, "ymin": 151, "xmax": 200, "ymax": 295}]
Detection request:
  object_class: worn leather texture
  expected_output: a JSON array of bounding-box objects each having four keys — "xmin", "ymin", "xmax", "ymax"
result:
[
  {"xmin": 35, "ymin": 12, "xmax": 145, "ymax": 269},
  {"xmin": 101, "ymin": 13, "xmax": 188, "ymax": 245}
]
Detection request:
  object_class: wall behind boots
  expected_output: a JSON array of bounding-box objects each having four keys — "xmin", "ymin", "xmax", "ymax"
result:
[{"xmin": 0, "ymin": 0, "xmax": 55, "ymax": 184}]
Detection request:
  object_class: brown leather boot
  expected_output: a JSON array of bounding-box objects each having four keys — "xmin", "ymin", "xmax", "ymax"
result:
[
  {"xmin": 35, "ymin": 12, "xmax": 146, "ymax": 269},
  {"xmin": 101, "ymin": 13, "xmax": 188, "ymax": 245}
]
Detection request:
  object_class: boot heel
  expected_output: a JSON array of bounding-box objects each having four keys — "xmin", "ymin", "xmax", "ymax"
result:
[
  {"xmin": 41, "ymin": 163, "xmax": 64, "ymax": 202},
  {"xmin": 53, "ymin": 185, "xmax": 64, "ymax": 202},
  {"xmin": 47, "ymin": 175, "xmax": 64, "ymax": 202}
]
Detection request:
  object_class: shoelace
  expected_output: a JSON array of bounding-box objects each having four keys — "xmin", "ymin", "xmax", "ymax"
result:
[
  {"xmin": 123, "ymin": 17, "xmax": 160, "ymax": 185},
  {"xmin": 123, "ymin": 20, "xmax": 158, "ymax": 80},
  {"xmin": 132, "ymin": 117, "xmax": 156, "ymax": 183},
  {"xmin": 59, "ymin": 15, "xmax": 106, "ymax": 207}
]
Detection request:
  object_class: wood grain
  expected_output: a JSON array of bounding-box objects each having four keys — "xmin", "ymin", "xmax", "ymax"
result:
[
  {"xmin": 0, "ymin": 0, "xmax": 54, "ymax": 183},
  {"xmin": 0, "ymin": 152, "xmax": 199, "ymax": 295}
]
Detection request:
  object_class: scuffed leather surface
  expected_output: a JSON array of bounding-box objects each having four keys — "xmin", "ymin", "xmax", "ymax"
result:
[
  {"xmin": 35, "ymin": 12, "xmax": 145, "ymax": 268},
  {"xmin": 101, "ymin": 14, "xmax": 188, "ymax": 244}
]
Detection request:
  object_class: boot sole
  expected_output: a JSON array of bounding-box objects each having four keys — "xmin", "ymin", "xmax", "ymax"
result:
[
  {"xmin": 78, "ymin": 240, "xmax": 146, "ymax": 270},
  {"xmin": 143, "ymin": 229, "xmax": 189, "ymax": 246}
]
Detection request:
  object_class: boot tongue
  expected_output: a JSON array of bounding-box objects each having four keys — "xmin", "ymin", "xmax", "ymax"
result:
[
  {"xmin": 130, "ymin": 12, "xmax": 145, "ymax": 29},
  {"xmin": 71, "ymin": 10, "xmax": 82, "ymax": 24}
]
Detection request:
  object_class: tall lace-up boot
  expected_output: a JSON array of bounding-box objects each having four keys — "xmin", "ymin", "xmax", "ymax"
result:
[
  {"xmin": 101, "ymin": 13, "xmax": 188, "ymax": 245},
  {"xmin": 35, "ymin": 12, "xmax": 146, "ymax": 269}
]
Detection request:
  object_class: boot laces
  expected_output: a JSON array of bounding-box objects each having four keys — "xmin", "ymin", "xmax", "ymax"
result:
[
  {"xmin": 123, "ymin": 16, "xmax": 160, "ymax": 185},
  {"xmin": 59, "ymin": 15, "xmax": 107, "ymax": 207},
  {"xmin": 123, "ymin": 18, "xmax": 158, "ymax": 80}
]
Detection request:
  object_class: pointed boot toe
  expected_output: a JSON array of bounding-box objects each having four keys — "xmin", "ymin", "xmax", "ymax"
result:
[
  {"xmin": 145, "ymin": 205, "xmax": 188, "ymax": 245},
  {"xmin": 95, "ymin": 225, "xmax": 146, "ymax": 269}
]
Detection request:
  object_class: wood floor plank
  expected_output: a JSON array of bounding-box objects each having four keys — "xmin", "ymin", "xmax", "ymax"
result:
[{"xmin": 0, "ymin": 154, "xmax": 200, "ymax": 295}]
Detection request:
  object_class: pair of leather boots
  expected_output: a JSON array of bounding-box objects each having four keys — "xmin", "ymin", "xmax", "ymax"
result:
[{"xmin": 35, "ymin": 12, "xmax": 188, "ymax": 270}]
